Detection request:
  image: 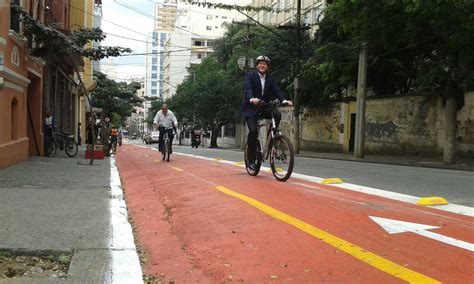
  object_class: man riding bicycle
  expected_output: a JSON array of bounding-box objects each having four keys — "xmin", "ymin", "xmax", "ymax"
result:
[
  {"xmin": 241, "ymin": 55, "xmax": 293, "ymax": 171},
  {"xmin": 153, "ymin": 104, "xmax": 178, "ymax": 154},
  {"xmin": 109, "ymin": 126, "xmax": 119, "ymax": 153}
]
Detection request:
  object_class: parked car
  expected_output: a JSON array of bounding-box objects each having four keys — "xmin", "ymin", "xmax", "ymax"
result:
[{"xmin": 145, "ymin": 131, "xmax": 160, "ymax": 144}]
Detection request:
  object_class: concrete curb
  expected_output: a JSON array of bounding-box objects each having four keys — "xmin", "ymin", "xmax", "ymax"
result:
[{"xmin": 110, "ymin": 157, "xmax": 143, "ymax": 283}]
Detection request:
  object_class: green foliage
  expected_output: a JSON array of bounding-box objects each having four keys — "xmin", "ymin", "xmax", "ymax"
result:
[
  {"xmin": 300, "ymin": 0, "xmax": 474, "ymax": 105},
  {"xmin": 14, "ymin": 5, "xmax": 131, "ymax": 60},
  {"xmin": 92, "ymin": 71, "xmax": 142, "ymax": 126},
  {"xmin": 168, "ymin": 56, "xmax": 239, "ymax": 129}
]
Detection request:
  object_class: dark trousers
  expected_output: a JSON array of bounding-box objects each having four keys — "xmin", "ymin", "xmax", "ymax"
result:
[
  {"xmin": 246, "ymin": 108, "xmax": 281, "ymax": 162},
  {"xmin": 159, "ymin": 127, "xmax": 175, "ymax": 153}
]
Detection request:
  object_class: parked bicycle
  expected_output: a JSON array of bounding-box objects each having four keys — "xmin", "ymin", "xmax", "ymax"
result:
[
  {"xmin": 46, "ymin": 128, "xmax": 78, "ymax": 158},
  {"xmin": 244, "ymin": 102, "xmax": 294, "ymax": 181},
  {"xmin": 161, "ymin": 127, "xmax": 176, "ymax": 162}
]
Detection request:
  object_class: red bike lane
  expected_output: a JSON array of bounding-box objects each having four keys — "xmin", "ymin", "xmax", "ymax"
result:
[{"xmin": 116, "ymin": 144, "xmax": 473, "ymax": 283}]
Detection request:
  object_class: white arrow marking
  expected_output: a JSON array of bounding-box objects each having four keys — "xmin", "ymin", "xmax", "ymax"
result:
[{"xmin": 370, "ymin": 216, "xmax": 474, "ymax": 252}]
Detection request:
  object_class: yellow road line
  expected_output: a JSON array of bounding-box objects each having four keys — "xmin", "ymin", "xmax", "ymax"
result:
[
  {"xmin": 171, "ymin": 166, "xmax": 184, "ymax": 172},
  {"xmin": 215, "ymin": 186, "xmax": 440, "ymax": 284}
]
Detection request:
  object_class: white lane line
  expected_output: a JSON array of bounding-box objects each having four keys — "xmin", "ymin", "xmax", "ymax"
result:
[
  {"xmin": 171, "ymin": 152, "xmax": 473, "ymax": 217},
  {"xmin": 110, "ymin": 156, "xmax": 143, "ymax": 284}
]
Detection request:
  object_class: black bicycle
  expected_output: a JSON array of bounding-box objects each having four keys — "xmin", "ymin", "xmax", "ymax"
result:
[
  {"xmin": 46, "ymin": 129, "xmax": 78, "ymax": 158},
  {"xmin": 161, "ymin": 127, "xmax": 176, "ymax": 162},
  {"xmin": 244, "ymin": 102, "xmax": 294, "ymax": 181}
]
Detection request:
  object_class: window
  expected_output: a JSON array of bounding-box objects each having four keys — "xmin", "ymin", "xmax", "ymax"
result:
[
  {"xmin": 151, "ymin": 90, "xmax": 157, "ymax": 95},
  {"xmin": 206, "ymin": 40, "xmax": 213, "ymax": 46},
  {"xmin": 152, "ymin": 57, "xmax": 158, "ymax": 64},
  {"xmin": 206, "ymin": 15, "xmax": 212, "ymax": 20},
  {"xmin": 222, "ymin": 16, "xmax": 227, "ymax": 19},
  {"xmin": 10, "ymin": 0, "xmax": 21, "ymax": 33},
  {"xmin": 151, "ymin": 81, "xmax": 158, "ymax": 87},
  {"xmin": 215, "ymin": 15, "xmax": 218, "ymax": 18},
  {"xmin": 197, "ymin": 53, "xmax": 202, "ymax": 59},
  {"xmin": 287, "ymin": 0, "xmax": 292, "ymax": 8},
  {"xmin": 206, "ymin": 26, "xmax": 212, "ymax": 31},
  {"xmin": 215, "ymin": 26, "xmax": 218, "ymax": 29},
  {"xmin": 279, "ymin": 0, "xmax": 285, "ymax": 10},
  {"xmin": 152, "ymin": 66, "xmax": 158, "ymax": 71},
  {"xmin": 193, "ymin": 40, "xmax": 204, "ymax": 46},
  {"xmin": 272, "ymin": 3, "xmax": 277, "ymax": 16}
]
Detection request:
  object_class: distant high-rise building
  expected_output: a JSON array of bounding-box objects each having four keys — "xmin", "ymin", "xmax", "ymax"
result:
[
  {"xmin": 145, "ymin": 0, "xmax": 178, "ymax": 100},
  {"xmin": 93, "ymin": 1, "xmax": 103, "ymax": 72},
  {"xmin": 162, "ymin": 0, "xmax": 249, "ymax": 99}
]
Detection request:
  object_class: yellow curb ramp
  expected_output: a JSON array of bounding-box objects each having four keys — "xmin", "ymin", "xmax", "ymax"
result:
[
  {"xmin": 321, "ymin": 178, "xmax": 343, "ymax": 185},
  {"xmin": 214, "ymin": 157, "xmax": 223, "ymax": 161},
  {"xmin": 234, "ymin": 161, "xmax": 245, "ymax": 166},
  {"xmin": 416, "ymin": 197, "xmax": 448, "ymax": 206}
]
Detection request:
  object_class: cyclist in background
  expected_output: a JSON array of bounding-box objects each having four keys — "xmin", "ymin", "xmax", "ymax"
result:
[
  {"xmin": 241, "ymin": 55, "xmax": 293, "ymax": 171},
  {"xmin": 153, "ymin": 104, "xmax": 178, "ymax": 153},
  {"xmin": 110, "ymin": 126, "xmax": 119, "ymax": 152}
]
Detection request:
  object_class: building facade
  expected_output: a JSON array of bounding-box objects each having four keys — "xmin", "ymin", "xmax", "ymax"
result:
[
  {"xmin": 249, "ymin": 0, "xmax": 326, "ymax": 27},
  {"xmin": 0, "ymin": 0, "xmax": 45, "ymax": 168},
  {"xmin": 162, "ymin": 1, "xmax": 246, "ymax": 99},
  {"xmin": 145, "ymin": 0, "xmax": 178, "ymax": 100}
]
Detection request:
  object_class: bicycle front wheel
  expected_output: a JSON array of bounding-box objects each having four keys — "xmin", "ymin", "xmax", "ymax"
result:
[
  {"xmin": 269, "ymin": 135, "xmax": 294, "ymax": 181},
  {"xmin": 65, "ymin": 139, "xmax": 78, "ymax": 157}
]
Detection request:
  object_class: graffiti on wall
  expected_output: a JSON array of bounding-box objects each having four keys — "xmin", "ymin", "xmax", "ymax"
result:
[{"xmin": 366, "ymin": 121, "xmax": 398, "ymax": 142}]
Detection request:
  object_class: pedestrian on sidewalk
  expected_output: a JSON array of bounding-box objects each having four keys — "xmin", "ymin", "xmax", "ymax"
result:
[{"xmin": 44, "ymin": 111, "xmax": 55, "ymax": 156}]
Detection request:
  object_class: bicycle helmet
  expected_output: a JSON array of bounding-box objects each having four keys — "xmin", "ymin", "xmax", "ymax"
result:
[{"xmin": 256, "ymin": 55, "xmax": 271, "ymax": 65}]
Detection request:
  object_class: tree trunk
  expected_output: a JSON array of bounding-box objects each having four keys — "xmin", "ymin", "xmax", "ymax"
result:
[
  {"xmin": 443, "ymin": 53, "xmax": 459, "ymax": 164},
  {"xmin": 210, "ymin": 125, "xmax": 219, "ymax": 148}
]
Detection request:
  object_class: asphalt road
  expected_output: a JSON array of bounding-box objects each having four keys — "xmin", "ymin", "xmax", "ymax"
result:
[{"xmin": 131, "ymin": 141, "xmax": 474, "ymax": 207}]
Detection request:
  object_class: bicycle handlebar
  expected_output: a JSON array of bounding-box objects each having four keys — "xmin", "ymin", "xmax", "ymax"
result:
[{"xmin": 258, "ymin": 101, "xmax": 289, "ymax": 108}]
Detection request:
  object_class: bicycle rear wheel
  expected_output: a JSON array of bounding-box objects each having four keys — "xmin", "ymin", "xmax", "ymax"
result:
[
  {"xmin": 166, "ymin": 140, "xmax": 171, "ymax": 162},
  {"xmin": 65, "ymin": 139, "xmax": 78, "ymax": 157},
  {"xmin": 244, "ymin": 142, "xmax": 262, "ymax": 176},
  {"xmin": 46, "ymin": 141, "xmax": 57, "ymax": 157},
  {"xmin": 269, "ymin": 135, "xmax": 294, "ymax": 181}
]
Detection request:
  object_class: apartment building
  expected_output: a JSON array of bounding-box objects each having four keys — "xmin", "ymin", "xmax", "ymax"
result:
[
  {"xmin": 145, "ymin": 0, "xmax": 178, "ymax": 100},
  {"xmin": 249, "ymin": 0, "xmax": 326, "ymax": 27},
  {"xmin": 162, "ymin": 1, "xmax": 246, "ymax": 99},
  {"xmin": 0, "ymin": 0, "xmax": 45, "ymax": 168}
]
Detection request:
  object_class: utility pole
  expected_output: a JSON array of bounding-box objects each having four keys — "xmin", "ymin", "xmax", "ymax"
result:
[
  {"xmin": 354, "ymin": 43, "xmax": 368, "ymax": 158},
  {"xmin": 279, "ymin": 0, "xmax": 307, "ymax": 154}
]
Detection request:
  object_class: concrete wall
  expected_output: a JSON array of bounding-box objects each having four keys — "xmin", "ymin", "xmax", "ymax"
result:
[{"xmin": 281, "ymin": 93, "xmax": 474, "ymax": 157}]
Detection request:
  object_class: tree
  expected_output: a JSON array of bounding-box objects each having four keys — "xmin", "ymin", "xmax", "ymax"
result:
[
  {"xmin": 92, "ymin": 71, "xmax": 143, "ymax": 127},
  {"xmin": 301, "ymin": 0, "xmax": 474, "ymax": 162},
  {"xmin": 168, "ymin": 56, "xmax": 240, "ymax": 147}
]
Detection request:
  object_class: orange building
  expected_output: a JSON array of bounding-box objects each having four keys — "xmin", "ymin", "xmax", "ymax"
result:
[{"xmin": 0, "ymin": 0, "xmax": 45, "ymax": 169}]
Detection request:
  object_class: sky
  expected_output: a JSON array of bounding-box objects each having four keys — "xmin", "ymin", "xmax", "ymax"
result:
[{"xmin": 99, "ymin": 0, "xmax": 156, "ymax": 81}]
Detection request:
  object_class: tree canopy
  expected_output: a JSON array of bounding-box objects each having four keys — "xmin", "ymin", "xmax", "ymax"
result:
[{"xmin": 92, "ymin": 72, "xmax": 142, "ymax": 127}]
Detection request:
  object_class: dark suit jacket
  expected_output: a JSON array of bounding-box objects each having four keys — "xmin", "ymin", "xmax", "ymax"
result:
[{"xmin": 241, "ymin": 71, "xmax": 286, "ymax": 118}]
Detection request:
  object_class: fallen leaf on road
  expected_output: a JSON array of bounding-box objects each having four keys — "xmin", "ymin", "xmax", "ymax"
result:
[
  {"xmin": 280, "ymin": 263, "xmax": 288, "ymax": 268},
  {"xmin": 270, "ymin": 275, "xmax": 279, "ymax": 279},
  {"xmin": 228, "ymin": 274, "xmax": 234, "ymax": 281},
  {"xmin": 304, "ymin": 269, "xmax": 311, "ymax": 273},
  {"xmin": 224, "ymin": 263, "xmax": 231, "ymax": 267}
]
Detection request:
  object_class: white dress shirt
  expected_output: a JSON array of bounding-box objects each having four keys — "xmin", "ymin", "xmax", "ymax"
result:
[
  {"xmin": 259, "ymin": 73, "xmax": 266, "ymax": 96},
  {"xmin": 153, "ymin": 110, "xmax": 178, "ymax": 128}
]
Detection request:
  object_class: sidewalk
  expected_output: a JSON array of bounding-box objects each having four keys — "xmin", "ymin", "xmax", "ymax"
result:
[
  {"xmin": 296, "ymin": 151, "xmax": 474, "ymax": 171},
  {"xmin": 0, "ymin": 147, "xmax": 141, "ymax": 283}
]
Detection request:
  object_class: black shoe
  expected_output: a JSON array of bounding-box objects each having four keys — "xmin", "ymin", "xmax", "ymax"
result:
[{"xmin": 248, "ymin": 161, "xmax": 256, "ymax": 171}]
